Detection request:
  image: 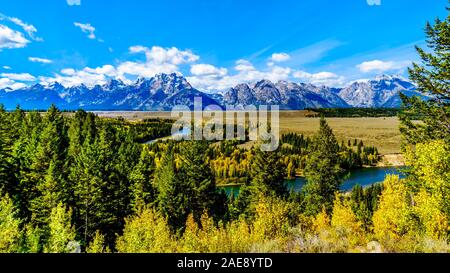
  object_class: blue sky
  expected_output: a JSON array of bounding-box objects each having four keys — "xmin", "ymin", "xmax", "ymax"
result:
[{"xmin": 0, "ymin": 0, "xmax": 448, "ymax": 91}]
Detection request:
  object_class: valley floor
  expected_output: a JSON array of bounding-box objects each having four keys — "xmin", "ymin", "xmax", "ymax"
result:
[{"xmin": 91, "ymin": 110, "xmax": 402, "ymax": 155}]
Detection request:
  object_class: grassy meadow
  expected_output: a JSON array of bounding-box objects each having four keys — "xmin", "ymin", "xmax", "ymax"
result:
[{"xmin": 92, "ymin": 110, "xmax": 402, "ymax": 155}]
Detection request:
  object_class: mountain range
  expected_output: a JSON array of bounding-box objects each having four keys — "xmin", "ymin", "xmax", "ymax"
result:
[{"xmin": 0, "ymin": 73, "xmax": 421, "ymax": 110}]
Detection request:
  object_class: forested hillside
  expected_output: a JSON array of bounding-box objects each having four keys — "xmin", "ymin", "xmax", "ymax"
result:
[
  {"xmin": 0, "ymin": 103, "xmax": 448, "ymax": 253},
  {"xmin": 1, "ymin": 3, "xmax": 450, "ymax": 253}
]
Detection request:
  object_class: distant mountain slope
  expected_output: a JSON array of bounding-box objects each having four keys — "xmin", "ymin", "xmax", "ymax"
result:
[
  {"xmin": 0, "ymin": 73, "xmax": 422, "ymax": 110},
  {"xmin": 223, "ymin": 80, "xmax": 349, "ymax": 109},
  {"xmin": 338, "ymin": 75, "xmax": 420, "ymax": 108},
  {"xmin": 0, "ymin": 73, "xmax": 220, "ymax": 111}
]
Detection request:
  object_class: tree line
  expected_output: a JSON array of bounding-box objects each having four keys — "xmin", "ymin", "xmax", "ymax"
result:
[
  {"xmin": 306, "ymin": 108, "xmax": 401, "ymax": 118},
  {"xmin": 1, "ymin": 4, "xmax": 450, "ymax": 252},
  {"xmin": 0, "ymin": 103, "xmax": 386, "ymax": 252}
]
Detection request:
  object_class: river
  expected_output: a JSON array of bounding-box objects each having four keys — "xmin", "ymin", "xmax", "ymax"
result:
[
  {"xmin": 145, "ymin": 127, "xmax": 191, "ymax": 144},
  {"xmin": 221, "ymin": 166, "xmax": 406, "ymax": 196},
  {"xmin": 144, "ymin": 131, "xmax": 406, "ymax": 195}
]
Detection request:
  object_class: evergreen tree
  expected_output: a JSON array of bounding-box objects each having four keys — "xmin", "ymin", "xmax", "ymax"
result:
[
  {"xmin": 303, "ymin": 117, "xmax": 344, "ymax": 215},
  {"xmin": 13, "ymin": 111, "xmax": 43, "ymax": 221},
  {"xmin": 71, "ymin": 135, "xmax": 108, "ymax": 244},
  {"xmin": 11, "ymin": 105, "xmax": 25, "ymax": 138},
  {"xmin": 400, "ymin": 6, "xmax": 450, "ymax": 145},
  {"xmin": 155, "ymin": 142, "xmax": 226, "ymax": 232},
  {"xmin": 29, "ymin": 105, "xmax": 68, "ymax": 225},
  {"xmin": 21, "ymin": 224, "xmax": 44, "ymax": 253},
  {"xmin": 129, "ymin": 145, "xmax": 156, "ymax": 212},
  {"xmin": 177, "ymin": 141, "xmax": 226, "ymax": 225},
  {"xmin": 30, "ymin": 160, "xmax": 63, "ymax": 226},
  {"xmin": 249, "ymin": 148, "xmax": 287, "ymax": 198},
  {"xmin": 110, "ymin": 130, "xmax": 140, "ymax": 226},
  {"xmin": 67, "ymin": 111, "xmax": 97, "ymax": 156},
  {"xmin": 155, "ymin": 152, "xmax": 189, "ymax": 232},
  {"xmin": 0, "ymin": 106, "xmax": 15, "ymax": 197}
]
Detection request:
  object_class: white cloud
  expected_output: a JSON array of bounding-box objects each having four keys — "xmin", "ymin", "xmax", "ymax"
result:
[
  {"xmin": 0, "ymin": 13, "xmax": 42, "ymax": 41},
  {"xmin": 40, "ymin": 66, "xmax": 110, "ymax": 87},
  {"xmin": 39, "ymin": 49, "xmax": 293, "ymax": 91},
  {"xmin": 0, "ymin": 73, "xmax": 36, "ymax": 81},
  {"xmin": 115, "ymin": 61, "xmax": 173, "ymax": 79},
  {"xmin": 293, "ymin": 70, "xmax": 345, "ymax": 86},
  {"xmin": 367, "ymin": 0, "xmax": 381, "ymax": 6},
  {"xmin": 190, "ymin": 64, "xmax": 227, "ymax": 77},
  {"xmin": 74, "ymin": 22, "xmax": 96, "ymax": 40},
  {"xmin": 357, "ymin": 59, "xmax": 409, "ymax": 73},
  {"xmin": 7, "ymin": 17, "xmax": 41, "ymax": 41},
  {"xmin": 0, "ymin": 24, "xmax": 29, "ymax": 49},
  {"xmin": 0, "ymin": 78, "xmax": 27, "ymax": 90},
  {"xmin": 234, "ymin": 59, "xmax": 255, "ymax": 72},
  {"xmin": 129, "ymin": 45, "xmax": 147, "ymax": 54},
  {"xmin": 130, "ymin": 45, "xmax": 199, "ymax": 65},
  {"xmin": 2, "ymin": 66, "xmax": 11, "ymax": 70},
  {"xmin": 67, "ymin": 0, "xmax": 81, "ymax": 6},
  {"xmin": 21, "ymin": 45, "xmax": 347, "ymax": 91},
  {"xmin": 39, "ymin": 46, "xmax": 200, "ymax": 87},
  {"xmin": 28, "ymin": 57, "xmax": 53, "ymax": 64},
  {"xmin": 270, "ymin": 52, "xmax": 290, "ymax": 63},
  {"xmin": 60, "ymin": 68, "xmax": 76, "ymax": 76},
  {"xmin": 84, "ymin": 64, "xmax": 116, "ymax": 77},
  {"xmin": 188, "ymin": 61, "xmax": 291, "ymax": 91},
  {"xmin": 114, "ymin": 45, "xmax": 199, "ymax": 79}
]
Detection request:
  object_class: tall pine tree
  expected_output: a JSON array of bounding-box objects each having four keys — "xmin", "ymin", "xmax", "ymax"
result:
[
  {"xmin": 29, "ymin": 105, "xmax": 68, "ymax": 226},
  {"xmin": 177, "ymin": 141, "xmax": 226, "ymax": 225},
  {"xmin": 155, "ymin": 151, "xmax": 188, "ymax": 232},
  {"xmin": 249, "ymin": 148, "xmax": 287, "ymax": 198},
  {"xmin": 400, "ymin": 5, "xmax": 450, "ymax": 145},
  {"xmin": 303, "ymin": 117, "xmax": 344, "ymax": 215},
  {"xmin": 0, "ymin": 106, "xmax": 15, "ymax": 197},
  {"xmin": 129, "ymin": 145, "xmax": 156, "ymax": 212}
]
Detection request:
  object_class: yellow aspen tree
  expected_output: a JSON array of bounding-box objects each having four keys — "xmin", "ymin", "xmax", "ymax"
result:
[
  {"xmin": 313, "ymin": 207, "xmax": 330, "ymax": 233},
  {"xmin": 331, "ymin": 194, "xmax": 364, "ymax": 247},
  {"xmin": 180, "ymin": 214, "xmax": 201, "ymax": 252},
  {"xmin": 0, "ymin": 194, "xmax": 21, "ymax": 253},
  {"xmin": 45, "ymin": 203, "xmax": 77, "ymax": 253},
  {"xmin": 331, "ymin": 194, "xmax": 362, "ymax": 235},
  {"xmin": 372, "ymin": 175, "xmax": 411, "ymax": 240},
  {"xmin": 86, "ymin": 231, "xmax": 110, "ymax": 253},
  {"xmin": 116, "ymin": 208, "xmax": 174, "ymax": 253},
  {"xmin": 406, "ymin": 141, "xmax": 450, "ymax": 239}
]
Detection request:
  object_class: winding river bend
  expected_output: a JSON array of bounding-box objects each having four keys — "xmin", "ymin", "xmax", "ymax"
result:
[
  {"xmin": 221, "ymin": 167, "xmax": 406, "ymax": 196},
  {"xmin": 145, "ymin": 127, "xmax": 191, "ymax": 144},
  {"xmin": 144, "ymin": 131, "xmax": 406, "ymax": 196}
]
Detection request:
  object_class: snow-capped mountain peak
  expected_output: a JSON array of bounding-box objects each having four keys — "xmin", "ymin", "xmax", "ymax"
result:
[
  {"xmin": 338, "ymin": 75, "xmax": 418, "ymax": 107},
  {"xmin": 0, "ymin": 73, "xmax": 422, "ymax": 110}
]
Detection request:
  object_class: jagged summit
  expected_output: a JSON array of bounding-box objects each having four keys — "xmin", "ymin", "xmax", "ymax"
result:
[
  {"xmin": 0, "ymin": 73, "xmax": 422, "ymax": 110},
  {"xmin": 223, "ymin": 79, "xmax": 348, "ymax": 109},
  {"xmin": 338, "ymin": 75, "xmax": 418, "ymax": 107}
]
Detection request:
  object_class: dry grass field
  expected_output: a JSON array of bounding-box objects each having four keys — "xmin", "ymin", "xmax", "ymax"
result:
[
  {"xmin": 93, "ymin": 110, "xmax": 402, "ymax": 155},
  {"xmin": 91, "ymin": 111, "xmax": 175, "ymax": 121},
  {"xmin": 278, "ymin": 111, "xmax": 401, "ymax": 154}
]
